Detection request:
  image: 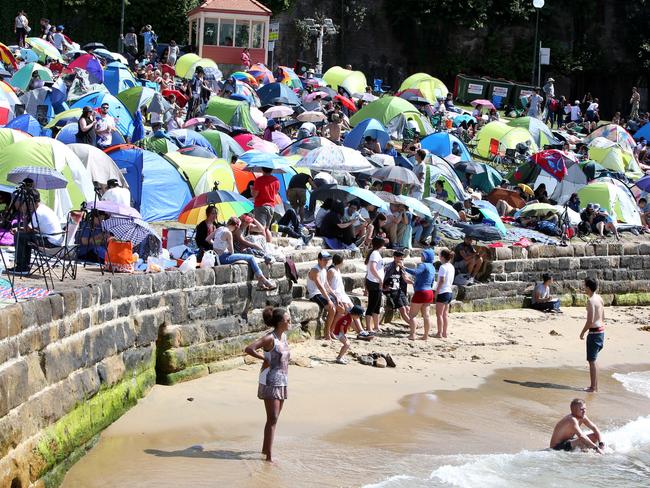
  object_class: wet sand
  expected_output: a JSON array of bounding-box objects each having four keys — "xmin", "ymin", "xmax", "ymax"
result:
[{"xmin": 62, "ymin": 306, "xmax": 650, "ymax": 488}]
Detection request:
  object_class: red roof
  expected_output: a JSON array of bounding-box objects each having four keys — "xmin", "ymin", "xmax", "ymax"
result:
[{"xmin": 189, "ymin": 0, "xmax": 272, "ymax": 16}]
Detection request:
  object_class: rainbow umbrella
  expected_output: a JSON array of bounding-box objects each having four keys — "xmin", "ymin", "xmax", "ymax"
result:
[
  {"xmin": 247, "ymin": 63, "xmax": 275, "ymax": 85},
  {"xmin": 26, "ymin": 37, "xmax": 63, "ymax": 62},
  {"xmin": 0, "ymin": 80, "xmax": 20, "ymax": 107},
  {"xmin": 0, "ymin": 43, "xmax": 17, "ymax": 69},
  {"xmin": 231, "ymin": 71, "xmax": 258, "ymax": 87},
  {"xmin": 178, "ymin": 190, "xmax": 253, "ymax": 225},
  {"xmin": 9, "ymin": 63, "xmax": 53, "ymax": 91},
  {"xmin": 277, "ymin": 66, "xmax": 302, "ymax": 89}
]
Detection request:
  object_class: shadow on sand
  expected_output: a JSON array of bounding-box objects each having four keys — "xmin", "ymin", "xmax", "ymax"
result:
[
  {"xmin": 144, "ymin": 446, "xmax": 259, "ymax": 460},
  {"xmin": 503, "ymin": 379, "xmax": 584, "ymax": 391}
]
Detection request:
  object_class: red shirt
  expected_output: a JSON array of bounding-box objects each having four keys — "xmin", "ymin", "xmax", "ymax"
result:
[
  {"xmin": 253, "ymin": 175, "xmax": 280, "ymax": 207},
  {"xmin": 333, "ymin": 314, "xmax": 352, "ymax": 336}
]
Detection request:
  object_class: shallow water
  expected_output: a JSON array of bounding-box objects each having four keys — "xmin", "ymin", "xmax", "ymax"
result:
[{"xmin": 63, "ymin": 366, "xmax": 650, "ymax": 488}]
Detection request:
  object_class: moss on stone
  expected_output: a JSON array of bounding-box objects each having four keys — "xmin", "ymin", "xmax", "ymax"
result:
[
  {"xmin": 160, "ymin": 364, "xmax": 208, "ymax": 385},
  {"xmin": 41, "ymin": 435, "xmax": 99, "ymax": 488},
  {"xmin": 614, "ymin": 292, "xmax": 650, "ymax": 306},
  {"xmin": 34, "ymin": 367, "xmax": 155, "ymax": 483}
]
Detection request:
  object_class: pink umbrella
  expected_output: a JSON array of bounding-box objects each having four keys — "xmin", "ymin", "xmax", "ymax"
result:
[
  {"xmin": 233, "ymin": 133, "xmax": 279, "ymax": 153},
  {"xmin": 271, "ymin": 131, "xmax": 293, "ymax": 151},
  {"xmin": 471, "ymin": 99, "xmax": 495, "ymax": 109},
  {"xmin": 304, "ymin": 91, "xmax": 329, "ymax": 102}
]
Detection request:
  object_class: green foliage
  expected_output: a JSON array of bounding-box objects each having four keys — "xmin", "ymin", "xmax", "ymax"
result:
[{"xmin": 259, "ymin": 0, "xmax": 298, "ymax": 14}]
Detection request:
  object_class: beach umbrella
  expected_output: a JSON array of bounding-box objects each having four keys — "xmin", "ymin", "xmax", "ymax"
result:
[
  {"xmin": 473, "ymin": 199, "xmax": 507, "ymax": 236},
  {"xmin": 353, "ymin": 92, "xmax": 378, "ymax": 102},
  {"xmin": 369, "ymin": 154, "xmax": 395, "ymax": 167},
  {"xmin": 454, "ymin": 161, "xmax": 485, "ymax": 175},
  {"xmin": 470, "ymin": 99, "xmax": 495, "ymax": 110},
  {"xmin": 334, "ymin": 94, "xmax": 357, "ymax": 113},
  {"xmin": 531, "ymin": 150, "xmax": 572, "ymax": 181},
  {"xmin": 280, "ymin": 136, "xmax": 335, "ymax": 158},
  {"xmin": 0, "ymin": 43, "xmax": 17, "ymax": 69},
  {"xmin": 297, "ymin": 145, "xmax": 373, "ymax": 172},
  {"xmin": 304, "ymin": 91, "xmax": 330, "ymax": 102},
  {"xmin": 86, "ymin": 200, "xmax": 140, "ymax": 218},
  {"xmin": 486, "ymin": 188, "xmax": 526, "ymax": 209},
  {"xmin": 183, "ymin": 116, "xmax": 231, "ymax": 132},
  {"xmin": 516, "ymin": 202, "xmax": 558, "ymax": 218},
  {"xmin": 102, "ymin": 217, "xmax": 157, "ymax": 245},
  {"xmin": 310, "ymin": 184, "xmax": 389, "ymax": 210},
  {"xmin": 398, "ymin": 194, "xmax": 432, "ymax": 218},
  {"xmin": 233, "ymin": 133, "xmax": 278, "ymax": 153},
  {"xmin": 43, "ymin": 108, "xmax": 82, "ymax": 128},
  {"xmin": 161, "ymin": 89, "xmax": 188, "ymax": 108},
  {"xmin": 365, "ymin": 166, "xmax": 419, "ymax": 186},
  {"xmin": 82, "ymin": 42, "xmax": 107, "ymax": 51},
  {"xmin": 18, "ymin": 48, "xmax": 39, "ymax": 63},
  {"xmin": 247, "ymin": 63, "xmax": 275, "ymax": 85},
  {"xmin": 271, "ymin": 131, "xmax": 293, "ymax": 151},
  {"xmin": 264, "ymin": 105, "xmax": 294, "ymax": 119},
  {"xmin": 452, "ymin": 113, "xmax": 477, "ymax": 127},
  {"xmin": 297, "ymin": 111, "xmax": 327, "ymax": 123},
  {"xmin": 7, "ymin": 166, "xmax": 68, "ymax": 189},
  {"xmin": 257, "ymin": 82, "xmax": 301, "ymax": 107},
  {"xmin": 238, "ymin": 150, "xmax": 291, "ymax": 172},
  {"xmin": 231, "ymin": 71, "xmax": 258, "ymax": 87},
  {"xmin": 276, "ymin": 66, "xmax": 302, "ymax": 89},
  {"xmin": 178, "ymin": 190, "xmax": 253, "ymax": 225},
  {"xmin": 423, "ymin": 197, "xmax": 460, "ymax": 220},
  {"xmin": 68, "ymin": 53, "xmax": 103, "ymax": 83},
  {"xmin": 9, "ymin": 63, "xmax": 53, "ymax": 91},
  {"xmin": 26, "ymin": 37, "xmax": 62, "ymax": 62}
]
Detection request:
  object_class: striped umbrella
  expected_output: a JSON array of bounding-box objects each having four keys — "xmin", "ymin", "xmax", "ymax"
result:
[
  {"xmin": 247, "ymin": 63, "xmax": 275, "ymax": 85},
  {"xmin": 102, "ymin": 217, "xmax": 157, "ymax": 245},
  {"xmin": 26, "ymin": 37, "xmax": 63, "ymax": 62},
  {"xmin": 7, "ymin": 166, "xmax": 67, "ymax": 189},
  {"xmin": 0, "ymin": 42, "xmax": 17, "ymax": 69},
  {"xmin": 231, "ymin": 71, "xmax": 258, "ymax": 87},
  {"xmin": 178, "ymin": 190, "xmax": 253, "ymax": 225}
]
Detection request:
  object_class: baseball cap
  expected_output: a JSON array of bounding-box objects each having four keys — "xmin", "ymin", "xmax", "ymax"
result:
[{"xmin": 318, "ymin": 251, "xmax": 332, "ymax": 260}]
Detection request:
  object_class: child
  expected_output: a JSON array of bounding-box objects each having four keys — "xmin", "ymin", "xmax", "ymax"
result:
[{"xmin": 333, "ymin": 305, "xmax": 364, "ymax": 364}]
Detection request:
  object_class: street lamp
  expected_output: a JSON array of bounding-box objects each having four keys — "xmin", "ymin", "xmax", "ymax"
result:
[
  {"xmin": 531, "ymin": 0, "xmax": 544, "ymax": 86},
  {"xmin": 303, "ymin": 18, "xmax": 337, "ymax": 75}
]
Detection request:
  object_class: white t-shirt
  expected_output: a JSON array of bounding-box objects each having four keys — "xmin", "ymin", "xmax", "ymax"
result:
[
  {"xmin": 149, "ymin": 111, "xmax": 162, "ymax": 124},
  {"xmin": 102, "ymin": 187, "xmax": 131, "ymax": 207},
  {"xmin": 532, "ymin": 283, "xmax": 550, "ymax": 304},
  {"xmin": 570, "ymin": 105, "xmax": 581, "ymax": 121},
  {"xmin": 96, "ymin": 115, "xmax": 116, "ymax": 147},
  {"xmin": 15, "ymin": 15, "xmax": 27, "ymax": 29},
  {"xmin": 31, "ymin": 204, "xmax": 64, "ymax": 246},
  {"xmin": 587, "ymin": 102, "xmax": 599, "ymax": 112},
  {"xmin": 366, "ymin": 250, "xmax": 384, "ymax": 283},
  {"xmin": 306, "ymin": 265, "xmax": 327, "ymax": 298},
  {"xmin": 437, "ymin": 262, "xmax": 455, "ymax": 294}
]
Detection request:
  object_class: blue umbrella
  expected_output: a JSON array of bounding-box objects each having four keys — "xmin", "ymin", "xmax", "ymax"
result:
[
  {"xmin": 239, "ymin": 150, "xmax": 292, "ymax": 172},
  {"xmin": 19, "ymin": 48, "xmax": 39, "ymax": 63},
  {"xmin": 343, "ymin": 118, "xmax": 389, "ymax": 150},
  {"xmin": 472, "ymin": 199, "xmax": 507, "ymax": 236},
  {"xmin": 5, "ymin": 114, "xmax": 42, "ymax": 136},
  {"xmin": 452, "ymin": 114, "xmax": 477, "ymax": 127},
  {"xmin": 256, "ymin": 82, "xmax": 302, "ymax": 107}
]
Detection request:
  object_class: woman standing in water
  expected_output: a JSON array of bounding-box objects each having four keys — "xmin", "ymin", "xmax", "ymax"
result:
[{"xmin": 244, "ymin": 307, "xmax": 291, "ymax": 462}]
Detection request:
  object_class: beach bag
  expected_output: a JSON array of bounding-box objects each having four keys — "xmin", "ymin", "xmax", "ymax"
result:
[
  {"xmin": 200, "ymin": 250, "xmax": 217, "ymax": 269},
  {"xmin": 105, "ymin": 239, "xmax": 135, "ymax": 273}
]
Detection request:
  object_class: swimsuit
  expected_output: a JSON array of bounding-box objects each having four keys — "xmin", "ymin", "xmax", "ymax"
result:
[{"xmin": 552, "ymin": 438, "xmax": 574, "ymax": 451}]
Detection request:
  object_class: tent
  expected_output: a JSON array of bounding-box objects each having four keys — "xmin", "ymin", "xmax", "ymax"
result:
[
  {"xmin": 472, "ymin": 121, "xmax": 539, "ymax": 159},
  {"xmin": 116, "ymin": 86, "xmax": 158, "ymax": 116},
  {"xmin": 167, "ymin": 129, "xmax": 217, "ymax": 155},
  {"xmin": 256, "ymin": 82, "xmax": 302, "ymax": 107},
  {"xmin": 175, "ymin": 54, "xmax": 221, "ymax": 80},
  {"xmin": 68, "ymin": 143, "xmax": 128, "ymax": 187},
  {"xmin": 349, "ymin": 96, "xmax": 426, "ymax": 135},
  {"xmin": 507, "ymin": 117, "xmax": 560, "ymax": 148},
  {"xmin": 533, "ymin": 155, "xmax": 587, "ymax": 204},
  {"xmin": 0, "ymin": 127, "xmax": 31, "ymax": 150},
  {"xmin": 426, "ymin": 155, "xmax": 468, "ymax": 202},
  {"xmin": 584, "ymin": 124, "xmax": 636, "ymax": 155},
  {"xmin": 0, "ymin": 137, "xmax": 95, "ymax": 219},
  {"xmin": 322, "ymin": 66, "xmax": 367, "ymax": 95},
  {"xmin": 588, "ymin": 137, "xmax": 634, "ymax": 175},
  {"xmin": 201, "ymin": 130, "xmax": 244, "ymax": 161},
  {"xmin": 55, "ymin": 122, "xmax": 125, "ymax": 146},
  {"xmin": 398, "ymin": 73, "xmax": 449, "ymax": 103},
  {"xmin": 139, "ymin": 135, "xmax": 179, "ymax": 154},
  {"xmin": 5, "ymin": 114, "xmax": 43, "ymax": 137},
  {"xmin": 105, "ymin": 145, "xmax": 193, "ymax": 221},
  {"xmin": 421, "ymin": 132, "xmax": 472, "ymax": 162},
  {"xmin": 577, "ymin": 179, "xmax": 641, "ymax": 225},
  {"xmin": 205, "ymin": 97, "xmax": 260, "ymax": 134},
  {"xmin": 343, "ymin": 118, "xmax": 389, "ymax": 150},
  {"xmin": 164, "ymin": 152, "xmax": 235, "ymax": 192},
  {"xmin": 468, "ymin": 164, "xmax": 503, "ymax": 193},
  {"xmin": 103, "ymin": 62, "xmax": 138, "ymax": 96},
  {"xmin": 633, "ymin": 122, "xmax": 650, "ymax": 141},
  {"xmin": 70, "ymin": 91, "xmax": 134, "ymax": 138}
]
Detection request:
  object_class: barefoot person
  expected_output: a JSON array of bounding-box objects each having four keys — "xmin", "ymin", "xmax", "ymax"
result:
[
  {"xmin": 244, "ymin": 307, "xmax": 291, "ymax": 462},
  {"xmin": 434, "ymin": 249, "xmax": 455, "ymax": 338},
  {"xmin": 549, "ymin": 399, "xmax": 604, "ymax": 453},
  {"xmin": 580, "ymin": 278, "xmax": 605, "ymax": 392},
  {"xmin": 405, "ymin": 249, "xmax": 436, "ymax": 340},
  {"xmin": 307, "ymin": 251, "xmax": 338, "ymax": 339}
]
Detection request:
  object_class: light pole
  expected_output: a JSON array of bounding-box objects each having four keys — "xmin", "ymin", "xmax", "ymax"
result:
[
  {"xmin": 118, "ymin": 0, "xmax": 125, "ymax": 52},
  {"xmin": 531, "ymin": 0, "xmax": 544, "ymax": 86},
  {"xmin": 304, "ymin": 18, "xmax": 337, "ymax": 75}
]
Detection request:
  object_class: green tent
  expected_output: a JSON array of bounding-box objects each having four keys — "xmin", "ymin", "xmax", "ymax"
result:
[
  {"xmin": 116, "ymin": 86, "xmax": 157, "ymax": 116},
  {"xmin": 507, "ymin": 117, "xmax": 559, "ymax": 148},
  {"xmin": 469, "ymin": 164, "xmax": 504, "ymax": 193},
  {"xmin": 201, "ymin": 130, "xmax": 244, "ymax": 161},
  {"xmin": 472, "ymin": 121, "xmax": 539, "ymax": 159},
  {"xmin": 399, "ymin": 73, "xmax": 449, "ymax": 102},
  {"xmin": 350, "ymin": 96, "xmax": 424, "ymax": 130},
  {"xmin": 205, "ymin": 97, "xmax": 260, "ymax": 134},
  {"xmin": 164, "ymin": 152, "xmax": 235, "ymax": 192},
  {"xmin": 322, "ymin": 66, "xmax": 367, "ymax": 94},
  {"xmin": 0, "ymin": 137, "xmax": 95, "ymax": 219},
  {"xmin": 0, "ymin": 128, "xmax": 31, "ymax": 150},
  {"xmin": 577, "ymin": 180, "xmax": 641, "ymax": 225},
  {"xmin": 139, "ymin": 136, "xmax": 179, "ymax": 154}
]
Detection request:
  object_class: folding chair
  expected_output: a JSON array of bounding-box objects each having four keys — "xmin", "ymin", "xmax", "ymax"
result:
[{"xmin": 489, "ymin": 138, "xmax": 501, "ymax": 158}]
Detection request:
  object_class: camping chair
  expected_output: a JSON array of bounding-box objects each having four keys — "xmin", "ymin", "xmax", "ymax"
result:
[
  {"xmin": 373, "ymin": 79, "xmax": 384, "ymax": 94},
  {"xmin": 489, "ymin": 138, "xmax": 501, "ymax": 158},
  {"xmin": 30, "ymin": 210, "xmax": 83, "ymax": 286}
]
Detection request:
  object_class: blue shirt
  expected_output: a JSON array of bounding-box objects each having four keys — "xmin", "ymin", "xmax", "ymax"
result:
[{"xmin": 405, "ymin": 262, "xmax": 436, "ymax": 291}]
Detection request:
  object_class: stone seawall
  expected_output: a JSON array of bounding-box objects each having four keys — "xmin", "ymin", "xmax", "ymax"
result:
[{"xmin": 0, "ymin": 241, "xmax": 648, "ymax": 487}]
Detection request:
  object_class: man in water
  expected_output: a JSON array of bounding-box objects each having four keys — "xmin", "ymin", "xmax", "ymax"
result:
[
  {"xmin": 550, "ymin": 399, "xmax": 604, "ymax": 453},
  {"xmin": 579, "ymin": 278, "xmax": 605, "ymax": 392}
]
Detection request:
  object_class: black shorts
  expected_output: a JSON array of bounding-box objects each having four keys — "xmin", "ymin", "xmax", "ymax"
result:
[
  {"xmin": 385, "ymin": 290, "xmax": 408, "ymax": 309},
  {"xmin": 552, "ymin": 439, "xmax": 573, "ymax": 451},
  {"xmin": 586, "ymin": 332, "xmax": 604, "ymax": 362},
  {"xmin": 436, "ymin": 292, "xmax": 453, "ymax": 304},
  {"xmin": 310, "ymin": 294, "xmax": 336, "ymax": 310}
]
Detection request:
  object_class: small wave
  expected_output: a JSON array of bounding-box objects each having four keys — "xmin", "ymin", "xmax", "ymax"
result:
[
  {"xmin": 613, "ymin": 371, "xmax": 650, "ymax": 399},
  {"xmin": 605, "ymin": 416, "xmax": 650, "ymax": 453}
]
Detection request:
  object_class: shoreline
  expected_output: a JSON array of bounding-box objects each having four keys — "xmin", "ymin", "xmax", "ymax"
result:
[{"xmin": 62, "ymin": 306, "xmax": 650, "ymax": 487}]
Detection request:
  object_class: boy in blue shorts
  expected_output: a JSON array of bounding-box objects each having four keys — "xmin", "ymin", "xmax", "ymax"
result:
[{"xmin": 333, "ymin": 305, "xmax": 364, "ymax": 364}]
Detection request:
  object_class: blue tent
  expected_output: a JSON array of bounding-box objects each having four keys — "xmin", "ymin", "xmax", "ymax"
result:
[
  {"xmin": 5, "ymin": 114, "xmax": 43, "ymax": 136},
  {"xmin": 256, "ymin": 83, "xmax": 302, "ymax": 107},
  {"xmin": 421, "ymin": 132, "xmax": 472, "ymax": 162},
  {"xmin": 104, "ymin": 62, "xmax": 138, "ymax": 96},
  {"xmin": 343, "ymin": 118, "xmax": 389, "ymax": 150},
  {"xmin": 71, "ymin": 91, "xmax": 134, "ymax": 138},
  {"xmin": 167, "ymin": 129, "xmax": 217, "ymax": 155},
  {"xmin": 106, "ymin": 146, "xmax": 193, "ymax": 221},
  {"xmin": 634, "ymin": 123, "xmax": 650, "ymax": 141},
  {"xmin": 55, "ymin": 122, "xmax": 125, "ymax": 145}
]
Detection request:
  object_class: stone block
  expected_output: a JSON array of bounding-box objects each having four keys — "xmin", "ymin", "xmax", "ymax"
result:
[
  {"xmin": 80, "ymin": 286, "xmax": 93, "ymax": 308},
  {"xmin": 593, "ymin": 243, "xmax": 608, "ymax": 256},
  {"xmin": 584, "ymin": 244, "xmax": 596, "ymax": 256},
  {"xmin": 97, "ymin": 355, "xmax": 126, "ymax": 387},
  {"xmin": 179, "ymin": 269, "xmax": 196, "ymax": 289},
  {"xmin": 194, "ymin": 267, "xmax": 215, "ymax": 286},
  {"xmin": 188, "ymin": 288, "xmax": 210, "ymax": 307},
  {"xmin": 157, "ymin": 348, "xmax": 187, "ymax": 373},
  {"xmin": 527, "ymin": 245, "xmax": 542, "ymax": 258},
  {"xmin": 163, "ymin": 291, "xmax": 188, "ymax": 324},
  {"xmin": 150, "ymin": 272, "xmax": 170, "ymax": 293},
  {"xmin": 623, "ymin": 243, "xmax": 639, "ymax": 255},
  {"xmin": 0, "ymin": 304, "xmax": 22, "ymax": 340},
  {"xmin": 0, "ymin": 340, "xmax": 18, "ymax": 364},
  {"xmin": 269, "ymin": 262, "xmax": 286, "ymax": 279},
  {"xmin": 0, "ymin": 354, "xmax": 47, "ymax": 417},
  {"xmin": 534, "ymin": 260, "xmax": 549, "ymax": 271},
  {"xmin": 638, "ymin": 243, "xmax": 650, "ymax": 255},
  {"xmin": 162, "ymin": 364, "xmax": 209, "ymax": 385},
  {"xmin": 205, "ymin": 317, "xmax": 244, "ymax": 340},
  {"xmin": 214, "ymin": 265, "xmax": 231, "ymax": 285},
  {"xmin": 489, "ymin": 261, "xmax": 505, "ymax": 274},
  {"xmin": 493, "ymin": 273, "xmax": 507, "ymax": 282},
  {"xmin": 504, "ymin": 260, "xmax": 518, "ymax": 273},
  {"xmin": 607, "ymin": 243, "xmax": 624, "ymax": 256},
  {"xmin": 122, "ymin": 344, "xmax": 155, "ymax": 373},
  {"xmin": 510, "ymin": 246, "xmax": 527, "ymax": 259},
  {"xmin": 554, "ymin": 246, "xmax": 574, "ymax": 258},
  {"xmin": 86, "ymin": 324, "xmax": 119, "ymax": 366},
  {"xmin": 571, "ymin": 243, "xmax": 586, "ymax": 257}
]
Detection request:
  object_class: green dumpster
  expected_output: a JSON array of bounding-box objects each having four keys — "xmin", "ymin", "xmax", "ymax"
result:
[
  {"xmin": 454, "ymin": 74, "xmax": 490, "ymax": 105},
  {"xmin": 483, "ymin": 78, "xmax": 516, "ymax": 109}
]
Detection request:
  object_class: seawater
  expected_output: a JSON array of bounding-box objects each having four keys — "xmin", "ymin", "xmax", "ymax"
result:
[{"xmin": 364, "ymin": 371, "xmax": 650, "ymax": 488}]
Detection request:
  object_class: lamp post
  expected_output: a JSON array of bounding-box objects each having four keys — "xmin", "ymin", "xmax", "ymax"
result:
[
  {"xmin": 304, "ymin": 18, "xmax": 337, "ymax": 75},
  {"xmin": 530, "ymin": 0, "xmax": 544, "ymax": 86}
]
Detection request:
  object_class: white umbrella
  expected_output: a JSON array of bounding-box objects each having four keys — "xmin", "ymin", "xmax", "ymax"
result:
[
  {"xmin": 297, "ymin": 111, "xmax": 327, "ymax": 123},
  {"xmin": 297, "ymin": 145, "xmax": 373, "ymax": 172},
  {"xmin": 397, "ymin": 194, "xmax": 432, "ymax": 218},
  {"xmin": 353, "ymin": 92, "xmax": 378, "ymax": 102},
  {"xmin": 264, "ymin": 105, "xmax": 293, "ymax": 119},
  {"xmin": 366, "ymin": 166, "xmax": 419, "ymax": 186},
  {"xmin": 369, "ymin": 154, "xmax": 395, "ymax": 167},
  {"xmin": 424, "ymin": 197, "xmax": 460, "ymax": 220}
]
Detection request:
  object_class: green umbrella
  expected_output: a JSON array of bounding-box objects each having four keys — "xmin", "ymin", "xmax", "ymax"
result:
[{"xmin": 9, "ymin": 63, "xmax": 53, "ymax": 91}]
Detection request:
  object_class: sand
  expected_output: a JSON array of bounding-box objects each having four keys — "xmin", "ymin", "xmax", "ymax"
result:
[{"xmin": 62, "ymin": 306, "xmax": 650, "ymax": 488}]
